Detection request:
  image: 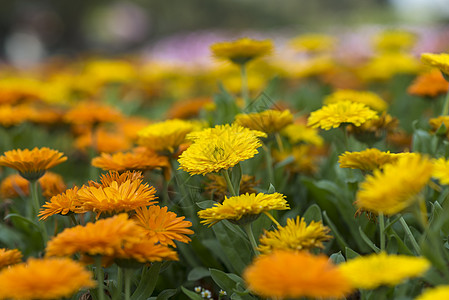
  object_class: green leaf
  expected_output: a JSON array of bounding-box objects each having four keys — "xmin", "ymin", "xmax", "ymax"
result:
[
  {"xmin": 187, "ymin": 267, "xmax": 210, "ymax": 281},
  {"xmin": 156, "ymin": 289, "xmax": 178, "ymax": 300},
  {"xmin": 131, "ymin": 263, "xmax": 161, "ymax": 300},
  {"xmin": 358, "ymin": 226, "xmax": 380, "ymax": 253},
  {"xmin": 4, "ymin": 213, "xmax": 39, "ymax": 228},
  {"xmin": 181, "ymin": 286, "xmax": 203, "ymax": 300},
  {"xmin": 210, "ymin": 269, "xmax": 240, "ymax": 295},
  {"xmin": 230, "ymin": 164, "xmax": 242, "ymax": 195},
  {"xmin": 196, "ymin": 201, "xmax": 216, "ymax": 209},
  {"xmin": 329, "ymin": 251, "xmax": 345, "ymax": 264},
  {"xmin": 345, "ymin": 247, "xmax": 360, "ymax": 260},
  {"xmin": 267, "ymin": 183, "xmax": 276, "ymax": 194},
  {"xmin": 303, "ymin": 204, "xmax": 322, "ymax": 223},
  {"xmin": 322, "ymin": 211, "xmax": 349, "ymax": 250}
]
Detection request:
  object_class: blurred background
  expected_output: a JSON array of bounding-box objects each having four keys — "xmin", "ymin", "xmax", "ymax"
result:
[{"xmin": 1, "ymin": 0, "xmax": 449, "ymax": 67}]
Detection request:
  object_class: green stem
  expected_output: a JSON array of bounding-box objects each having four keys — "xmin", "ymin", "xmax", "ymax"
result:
[
  {"xmin": 240, "ymin": 63, "xmax": 249, "ymax": 107},
  {"xmin": 341, "ymin": 126, "xmax": 349, "ymax": 151},
  {"xmin": 442, "ymin": 87, "xmax": 449, "ymax": 116},
  {"xmin": 399, "ymin": 216, "xmax": 421, "ymax": 255},
  {"xmin": 30, "ymin": 180, "xmax": 48, "ymax": 243},
  {"xmin": 379, "ymin": 212, "xmax": 385, "ymax": 252},
  {"xmin": 243, "ymin": 223, "xmax": 260, "ymax": 256},
  {"xmin": 94, "ymin": 256, "xmax": 106, "ymax": 300},
  {"xmin": 113, "ymin": 267, "xmax": 123, "ymax": 300},
  {"xmin": 124, "ymin": 268, "xmax": 132, "ymax": 300},
  {"xmin": 69, "ymin": 214, "xmax": 78, "ymax": 227},
  {"xmin": 222, "ymin": 169, "xmax": 237, "ymax": 197},
  {"xmin": 262, "ymin": 144, "xmax": 275, "ymax": 187}
]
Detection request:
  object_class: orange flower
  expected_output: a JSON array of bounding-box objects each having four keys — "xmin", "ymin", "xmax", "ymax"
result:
[
  {"xmin": 64, "ymin": 101, "xmax": 123, "ymax": 126},
  {"xmin": 1, "ymin": 172, "xmax": 66, "ymax": 200},
  {"xmin": 77, "ymin": 177, "xmax": 157, "ymax": 218},
  {"xmin": 38, "ymin": 172, "xmax": 67, "ymax": 198},
  {"xmin": 244, "ymin": 250, "xmax": 353, "ymax": 299},
  {"xmin": 0, "ymin": 147, "xmax": 67, "ymax": 181},
  {"xmin": 167, "ymin": 97, "xmax": 212, "ymax": 119},
  {"xmin": 38, "ymin": 186, "xmax": 85, "ymax": 220},
  {"xmin": 0, "ymin": 248, "xmax": 22, "ymax": 269},
  {"xmin": 114, "ymin": 240, "xmax": 178, "ymax": 265},
  {"xmin": 408, "ymin": 69, "xmax": 449, "ymax": 98},
  {"xmin": 88, "ymin": 170, "xmax": 144, "ymax": 188},
  {"xmin": 75, "ymin": 127, "xmax": 132, "ymax": 153},
  {"xmin": 0, "ymin": 104, "xmax": 34, "ymax": 127},
  {"xmin": 133, "ymin": 205, "xmax": 194, "ymax": 247}
]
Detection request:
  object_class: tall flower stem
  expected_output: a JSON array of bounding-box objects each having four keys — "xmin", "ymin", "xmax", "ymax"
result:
[
  {"xmin": 442, "ymin": 88, "xmax": 449, "ymax": 116},
  {"xmin": 262, "ymin": 144, "xmax": 275, "ymax": 188},
  {"xmin": 240, "ymin": 63, "xmax": 249, "ymax": 107},
  {"xmin": 94, "ymin": 256, "xmax": 106, "ymax": 300},
  {"xmin": 399, "ymin": 216, "xmax": 421, "ymax": 254},
  {"xmin": 222, "ymin": 169, "xmax": 237, "ymax": 197},
  {"xmin": 243, "ymin": 223, "xmax": 260, "ymax": 256},
  {"xmin": 379, "ymin": 212, "xmax": 385, "ymax": 252},
  {"xmin": 113, "ymin": 267, "xmax": 123, "ymax": 300},
  {"xmin": 124, "ymin": 268, "xmax": 132, "ymax": 300},
  {"xmin": 30, "ymin": 180, "xmax": 48, "ymax": 243}
]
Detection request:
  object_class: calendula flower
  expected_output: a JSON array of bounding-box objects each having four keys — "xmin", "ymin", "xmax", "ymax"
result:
[
  {"xmin": 324, "ymin": 89, "xmax": 388, "ymax": 112},
  {"xmin": 281, "ymin": 123, "xmax": 324, "ymax": 146},
  {"xmin": 138, "ymin": 119, "xmax": 195, "ymax": 153},
  {"xmin": 339, "ymin": 252, "xmax": 430, "ymax": 290},
  {"xmin": 38, "ymin": 186, "xmax": 85, "ymax": 220},
  {"xmin": 38, "ymin": 172, "xmax": 67, "ymax": 198},
  {"xmin": 0, "ymin": 257, "xmax": 95, "ymax": 300},
  {"xmin": 133, "ymin": 205, "xmax": 194, "ymax": 247},
  {"xmin": 307, "ymin": 101, "xmax": 378, "ymax": 130},
  {"xmin": 432, "ymin": 157, "xmax": 449, "ymax": 185},
  {"xmin": 167, "ymin": 97, "xmax": 212, "ymax": 119},
  {"xmin": 273, "ymin": 145, "xmax": 322, "ymax": 175},
  {"xmin": 92, "ymin": 148, "xmax": 170, "ymax": 173},
  {"xmin": 118, "ymin": 117, "xmax": 151, "ymax": 141},
  {"xmin": 1, "ymin": 172, "xmax": 65, "ymax": 200},
  {"xmin": 234, "ymin": 109, "xmax": 293, "ymax": 134},
  {"xmin": 0, "ymin": 104, "xmax": 33, "ymax": 127},
  {"xmin": 198, "ymin": 192, "xmax": 289, "ymax": 227},
  {"xmin": 0, "ymin": 147, "xmax": 67, "ymax": 181},
  {"xmin": 178, "ymin": 124, "xmax": 266, "ymax": 176},
  {"xmin": 210, "ymin": 38, "xmax": 273, "ymax": 65},
  {"xmin": 348, "ymin": 112, "xmax": 399, "ymax": 143},
  {"xmin": 114, "ymin": 239, "xmax": 178, "ymax": 265},
  {"xmin": 355, "ymin": 154, "xmax": 433, "ymax": 215},
  {"xmin": 416, "ymin": 285, "xmax": 449, "ymax": 300},
  {"xmin": 64, "ymin": 101, "xmax": 123, "ymax": 127},
  {"xmin": 205, "ymin": 174, "xmax": 259, "ymax": 202},
  {"xmin": 429, "ymin": 116, "xmax": 449, "ymax": 134},
  {"xmin": 77, "ymin": 178, "xmax": 157, "ymax": 218},
  {"xmin": 289, "ymin": 33, "xmax": 336, "ymax": 53},
  {"xmin": 408, "ymin": 69, "xmax": 449, "ymax": 98},
  {"xmin": 360, "ymin": 53, "xmax": 421, "ymax": 82},
  {"xmin": 83, "ymin": 59, "xmax": 137, "ymax": 84},
  {"xmin": 89, "ymin": 170, "xmax": 144, "ymax": 188},
  {"xmin": 46, "ymin": 214, "xmax": 142, "ymax": 257},
  {"xmin": 421, "ymin": 53, "xmax": 449, "ymax": 76},
  {"xmin": 244, "ymin": 250, "xmax": 353, "ymax": 299},
  {"xmin": 373, "ymin": 30, "xmax": 417, "ymax": 53},
  {"xmin": 28, "ymin": 106, "xmax": 64, "ymax": 125},
  {"xmin": 258, "ymin": 216, "xmax": 331, "ymax": 254},
  {"xmin": 75, "ymin": 127, "xmax": 132, "ymax": 153},
  {"xmin": 0, "ymin": 248, "xmax": 22, "ymax": 269},
  {"xmin": 338, "ymin": 148, "xmax": 401, "ymax": 171}
]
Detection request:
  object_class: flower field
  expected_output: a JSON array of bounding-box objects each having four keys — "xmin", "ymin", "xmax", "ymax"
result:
[{"xmin": 1, "ymin": 28, "xmax": 449, "ymax": 299}]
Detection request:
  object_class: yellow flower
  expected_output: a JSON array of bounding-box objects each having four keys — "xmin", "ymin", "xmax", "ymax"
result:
[
  {"xmin": 83, "ymin": 59, "xmax": 137, "ymax": 84},
  {"xmin": 38, "ymin": 186, "xmax": 85, "ymax": 220},
  {"xmin": 178, "ymin": 124, "xmax": 267, "ymax": 176},
  {"xmin": 234, "ymin": 109, "xmax": 293, "ymax": 134},
  {"xmin": 432, "ymin": 157, "xmax": 449, "ymax": 185},
  {"xmin": 210, "ymin": 38, "xmax": 273, "ymax": 65},
  {"xmin": 0, "ymin": 257, "xmax": 95, "ymax": 300},
  {"xmin": 416, "ymin": 285, "xmax": 449, "ymax": 300},
  {"xmin": 77, "ymin": 178, "xmax": 157, "ymax": 218},
  {"xmin": 429, "ymin": 116, "xmax": 449, "ymax": 134},
  {"xmin": 324, "ymin": 89, "xmax": 388, "ymax": 112},
  {"xmin": 133, "ymin": 205, "xmax": 194, "ymax": 247},
  {"xmin": 289, "ymin": 33, "xmax": 336, "ymax": 53},
  {"xmin": 338, "ymin": 148, "xmax": 401, "ymax": 171},
  {"xmin": 258, "ymin": 216, "xmax": 331, "ymax": 254},
  {"xmin": 243, "ymin": 250, "xmax": 353, "ymax": 299},
  {"xmin": 360, "ymin": 53, "xmax": 421, "ymax": 81},
  {"xmin": 273, "ymin": 145, "xmax": 321, "ymax": 175},
  {"xmin": 421, "ymin": 53, "xmax": 449, "ymax": 76},
  {"xmin": 198, "ymin": 192, "xmax": 289, "ymax": 227},
  {"xmin": 281, "ymin": 123, "xmax": 324, "ymax": 146},
  {"xmin": 339, "ymin": 252, "xmax": 430, "ymax": 290},
  {"xmin": 373, "ymin": 30, "xmax": 417, "ymax": 53},
  {"xmin": 307, "ymin": 101, "xmax": 378, "ymax": 130},
  {"xmin": 138, "ymin": 119, "xmax": 195, "ymax": 153},
  {"xmin": 0, "ymin": 248, "xmax": 22, "ymax": 269},
  {"xmin": 46, "ymin": 214, "xmax": 142, "ymax": 257},
  {"xmin": 0, "ymin": 147, "xmax": 67, "ymax": 181},
  {"xmin": 355, "ymin": 154, "xmax": 433, "ymax": 215}
]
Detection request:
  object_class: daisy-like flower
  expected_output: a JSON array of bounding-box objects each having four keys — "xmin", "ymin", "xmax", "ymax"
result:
[
  {"xmin": 89, "ymin": 170, "xmax": 144, "ymax": 188},
  {"xmin": 234, "ymin": 109, "xmax": 293, "ymax": 134},
  {"xmin": 355, "ymin": 154, "xmax": 433, "ymax": 215},
  {"xmin": 416, "ymin": 285, "xmax": 449, "ymax": 300},
  {"xmin": 0, "ymin": 104, "xmax": 33, "ymax": 127},
  {"xmin": 210, "ymin": 38, "xmax": 273, "ymax": 65},
  {"xmin": 432, "ymin": 157, "xmax": 449, "ymax": 185},
  {"xmin": 133, "ymin": 205, "xmax": 194, "ymax": 247},
  {"xmin": 348, "ymin": 112, "xmax": 398, "ymax": 141},
  {"xmin": 243, "ymin": 250, "xmax": 353, "ymax": 299},
  {"xmin": 324, "ymin": 89, "xmax": 388, "ymax": 112},
  {"xmin": 258, "ymin": 216, "xmax": 331, "ymax": 254},
  {"xmin": 373, "ymin": 30, "xmax": 417, "ymax": 53},
  {"xmin": 75, "ymin": 127, "xmax": 132, "ymax": 153},
  {"xmin": 77, "ymin": 177, "xmax": 157, "ymax": 218},
  {"xmin": 0, "ymin": 147, "xmax": 67, "ymax": 181},
  {"xmin": 338, "ymin": 148, "xmax": 401, "ymax": 171},
  {"xmin": 429, "ymin": 116, "xmax": 449, "ymax": 134},
  {"xmin": 0, "ymin": 248, "xmax": 22, "ymax": 269},
  {"xmin": 114, "ymin": 239, "xmax": 178, "ymax": 265},
  {"xmin": 1, "ymin": 172, "xmax": 65, "ymax": 200},
  {"xmin": 0, "ymin": 257, "xmax": 95, "ymax": 300},
  {"xmin": 138, "ymin": 119, "xmax": 195, "ymax": 153},
  {"xmin": 273, "ymin": 145, "xmax": 322, "ymax": 175},
  {"xmin": 38, "ymin": 186, "xmax": 85, "ymax": 220},
  {"xmin": 83, "ymin": 59, "xmax": 137, "ymax": 84},
  {"xmin": 289, "ymin": 33, "xmax": 336, "ymax": 53},
  {"xmin": 339, "ymin": 252, "xmax": 430, "ymax": 290},
  {"xmin": 38, "ymin": 172, "xmax": 67, "ymax": 198},
  {"xmin": 307, "ymin": 101, "xmax": 378, "ymax": 130},
  {"xmin": 64, "ymin": 101, "xmax": 123, "ymax": 126},
  {"xmin": 92, "ymin": 147, "xmax": 170, "ymax": 173},
  {"xmin": 167, "ymin": 97, "xmax": 212, "ymax": 119},
  {"xmin": 45, "ymin": 214, "xmax": 142, "ymax": 258},
  {"xmin": 205, "ymin": 174, "xmax": 259, "ymax": 202},
  {"xmin": 198, "ymin": 192, "xmax": 289, "ymax": 227},
  {"xmin": 408, "ymin": 69, "xmax": 449, "ymax": 98},
  {"xmin": 360, "ymin": 53, "xmax": 421, "ymax": 82},
  {"xmin": 421, "ymin": 53, "xmax": 449, "ymax": 76},
  {"xmin": 281, "ymin": 123, "xmax": 324, "ymax": 146},
  {"xmin": 178, "ymin": 124, "xmax": 267, "ymax": 176}
]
